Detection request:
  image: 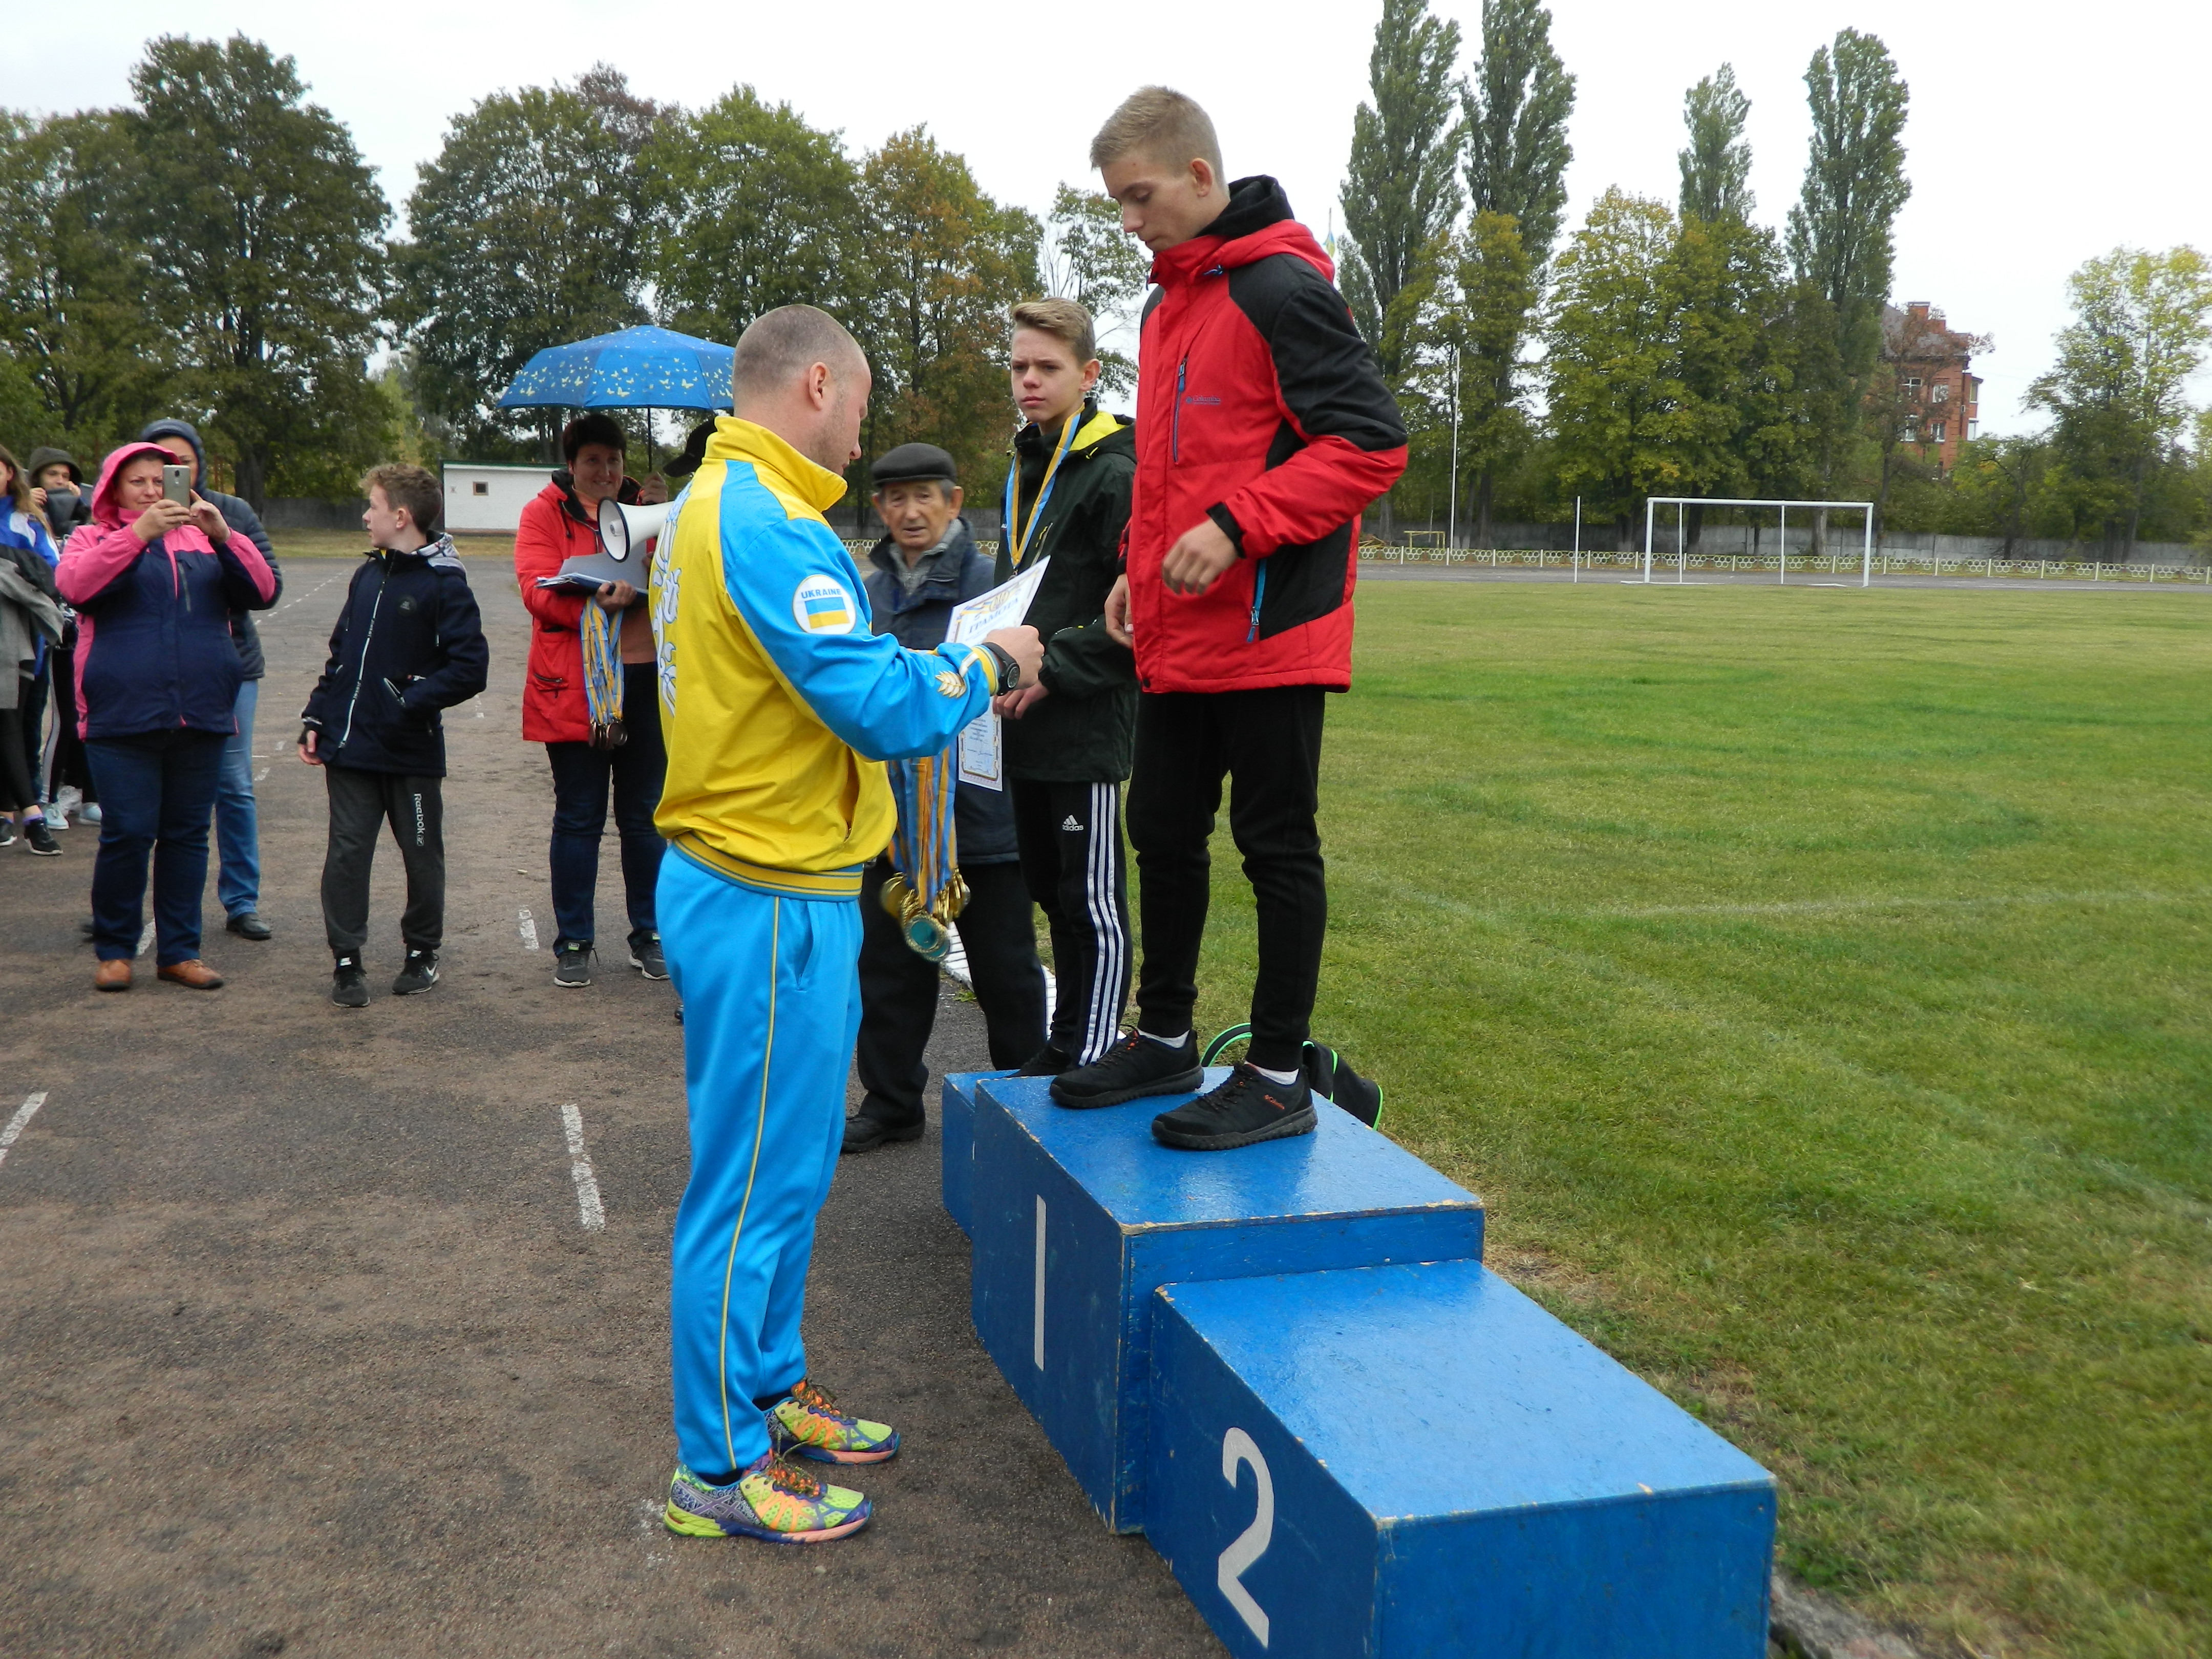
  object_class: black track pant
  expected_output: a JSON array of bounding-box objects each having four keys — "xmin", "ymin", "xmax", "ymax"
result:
[
  {"xmin": 1125, "ymin": 686, "xmax": 1327, "ymax": 1073},
  {"xmin": 322, "ymin": 764, "xmax": 445, "ymax": 958},
  {"xmin": 855, "ymin": 856, "xmax": 1046, "ymax": 1127},
  {"xmin": 1011, "ymin": 777, "xmax": 1132, "ymax": 1065}
]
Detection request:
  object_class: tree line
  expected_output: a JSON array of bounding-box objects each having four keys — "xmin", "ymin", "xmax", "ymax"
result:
[
  {"xmin": 1338, "ymin": 0, "xmax": 2212, "ymax": 556},
  {"xmin": 3, "ymin": 26, "xmax": 2207, "ymax": 554},
  {"xmin": 0, "ymin": 37, "xmax": 1142, "ymax": 512}
]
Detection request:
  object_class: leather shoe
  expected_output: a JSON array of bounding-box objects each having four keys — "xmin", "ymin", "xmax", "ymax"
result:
[
  {"xmin": 225, "ymin": 912, "xmax": 273, "ymax": 941},
  {"xmin": 840, "ymin": 1112, "xmax": 924, "ymax": 1154},
  {"xmin": 93, "ymin": 958, "xmax": 132, "ymax": 992},
  {"xmin": 157, "ymin": 959, "xmax": 225, "ymax": 990}
]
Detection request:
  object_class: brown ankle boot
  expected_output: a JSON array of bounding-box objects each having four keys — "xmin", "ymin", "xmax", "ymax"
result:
[
  {"xmin": 93, "ymin": 958, "xmax": 133, "ymax": 992},
  {"xmin": 157, "ymin": 959, "xmax": 225, "ymax": 990}
]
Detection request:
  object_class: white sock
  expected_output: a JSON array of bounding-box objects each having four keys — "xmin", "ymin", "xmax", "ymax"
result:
[
  {"xmin": 1141, "ymin": 1029, "xmax": 1190, "ymax": 1050},
  {"xmin": 1250, "ymin": 1064, "xmax": 1300, "ymax": 1086}
]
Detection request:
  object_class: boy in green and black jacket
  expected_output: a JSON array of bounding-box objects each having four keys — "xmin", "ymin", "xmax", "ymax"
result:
[{"xmin": 992, "ymin": 299, "xmax": 1138, "ymax": 1075}]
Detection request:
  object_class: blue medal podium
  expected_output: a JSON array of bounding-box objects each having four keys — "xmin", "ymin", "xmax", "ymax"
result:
[
  {"xmin": 968, "ymin": 1073, "xmax": 1485, "ymax": 1532},
  {"xmin": 1145, "ymin": 1261, "xmax": 1777, "ymax": 1659},
  {"xmin": 940, "ymin": 1070, "xmax": 1002, "ymax": 1239}
]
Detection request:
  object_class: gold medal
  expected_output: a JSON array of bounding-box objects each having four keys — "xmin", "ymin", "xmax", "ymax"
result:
[{"xmin": 880, "ymin": 875, "xmax": 910, "ymax": 918}]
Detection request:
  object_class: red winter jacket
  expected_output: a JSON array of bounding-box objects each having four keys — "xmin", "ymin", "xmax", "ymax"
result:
[
  {"xmin": 514, "ymin": 477, "xmax": 594, "ymax": 743},
  {"xmin": 1129, "ymin": 176, "xmax": 1408, "ymax": 693}
]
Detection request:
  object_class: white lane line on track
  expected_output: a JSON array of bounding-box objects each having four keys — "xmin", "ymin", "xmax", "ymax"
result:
[
  {"xmin": 273, "ymin": 570, "xmax": 349, "ymax": 615},
  {"xmin": 560, "ymin": 1103, "xmax": 606, "ymax": 1231},
  {"xmin": 253, "ymin": 767, "xmax": 269, "ymax": 783},
  {"xmin": 1, "ymin": 1092, "xmax": 49, "ymax": 1172},
  {"xmin": 136, "ymin": 924, "xmax": 152, "ymax": 957},
  {"xmin": 518, "ymin": 908, "xmax": 540, "ymax": 951}
]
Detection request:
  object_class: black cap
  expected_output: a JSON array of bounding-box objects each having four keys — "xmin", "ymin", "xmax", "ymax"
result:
[
  {"xmin": 870, "ymin": 443, "xmax": 958, "ymax": 488},
  {"xmin": 663, "ymin": 418, "xmax": 719, "ymax": 481}
]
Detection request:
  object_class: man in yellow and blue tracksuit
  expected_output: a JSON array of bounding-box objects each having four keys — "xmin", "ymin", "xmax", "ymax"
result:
[{"xmin": 651, "ymin": 306, "xmax": 1041, "ymax": 1545}]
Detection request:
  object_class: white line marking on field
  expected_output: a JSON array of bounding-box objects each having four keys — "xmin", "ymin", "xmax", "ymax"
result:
[
  {"xmin": 274, "ymin": 571, "xmax": 348, "ymax": 614},
  {"xmin": 560, "ymin": 1103, "xmax": 606, "ymax": 1231},
  {"xmin": 253, "ymin": 767, "xmax": 269, "ymax": 783},
  {"xmin": 0, "ymin": 1092, "xmax": 49, "ymax": 1171},
  {"xmin": 518, "ymin": 908, "xmax": 540, "ymax": 950},
  {"xmin": 135, "ymin": 924, "xmax": 152, "ymax": 957}
]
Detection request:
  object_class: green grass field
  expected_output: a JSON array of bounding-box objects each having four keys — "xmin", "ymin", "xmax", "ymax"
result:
[{"xmin": 1182, "ymin": 582, "xmax": 2210, "ymax": 1658}]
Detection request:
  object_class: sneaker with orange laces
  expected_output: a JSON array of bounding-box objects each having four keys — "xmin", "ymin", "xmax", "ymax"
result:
[
  {"xmin": 663, "ymin": 1451, "xmax": 870, "ymax": 1543},
  {"xmin": 765, "ymin": 1377, "xmax": 901, "ymax": 1464}
]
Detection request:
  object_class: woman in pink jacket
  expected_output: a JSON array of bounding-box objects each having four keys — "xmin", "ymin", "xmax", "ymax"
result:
[{"xmin": 57, "ymin": 442, "xmax": 276, "ymax": 992}]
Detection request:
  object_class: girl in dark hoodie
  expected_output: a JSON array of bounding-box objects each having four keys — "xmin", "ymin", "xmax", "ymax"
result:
[{"xmin": 56, "ymin": 442, "xmax": 276, "ymax": 991}]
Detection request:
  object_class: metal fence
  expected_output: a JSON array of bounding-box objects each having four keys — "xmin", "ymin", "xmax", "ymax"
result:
[{"xmin": 1358, "ymin": 545, "xmax": 2212, "ymax": 584}]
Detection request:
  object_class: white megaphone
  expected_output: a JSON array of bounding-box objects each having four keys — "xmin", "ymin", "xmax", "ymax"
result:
[{"xmin": 598, "ymin": 497, "xmax": 670, "ymax": 564}]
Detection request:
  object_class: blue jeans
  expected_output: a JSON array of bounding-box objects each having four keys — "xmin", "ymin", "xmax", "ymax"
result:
[
  {"xmin": 215, "ymin": 678, "xmax": 260, "ymax": 918},
  {"xmin": 545, "ymin": 664, "xmax": 668, "ymax": 949},
  {"xmin": 85, "ymin": 729, "xmax": 228, "ymax": 966}
]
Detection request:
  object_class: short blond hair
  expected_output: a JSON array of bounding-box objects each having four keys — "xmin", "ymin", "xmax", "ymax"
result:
[
  {"xmin": 1089, "ymin": 86, "xmax": 1223, "ymax": 178},
  {"xmin": 1010, "ymin": 298, "xmax": 1097, "ymax": 367}
]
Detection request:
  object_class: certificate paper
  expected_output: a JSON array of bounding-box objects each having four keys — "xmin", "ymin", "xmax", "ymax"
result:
[{"xmin": 945, "ymin": 558, "xmax": 1049, "ymax": 791}]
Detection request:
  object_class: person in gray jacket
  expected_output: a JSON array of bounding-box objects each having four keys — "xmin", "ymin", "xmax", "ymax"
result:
[{"xmin": 140, "ymin": 419, "xmax": 284, "ymax": 940}]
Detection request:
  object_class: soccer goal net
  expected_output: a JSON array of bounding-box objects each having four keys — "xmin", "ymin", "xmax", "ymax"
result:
[{"xmin": 1640, "ymin": 498, "xmax": 1876, "ymax": 588}]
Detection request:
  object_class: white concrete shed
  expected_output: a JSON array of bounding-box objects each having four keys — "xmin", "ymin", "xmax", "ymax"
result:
[{"xmin": 441, "ymin": 464, "xmax": 553, "ymax": 534}]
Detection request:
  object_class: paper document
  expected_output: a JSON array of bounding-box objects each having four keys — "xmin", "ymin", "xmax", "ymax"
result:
[{"xmin": 945, "ymin": 558, "xmax": 1049, "ymax": 791}]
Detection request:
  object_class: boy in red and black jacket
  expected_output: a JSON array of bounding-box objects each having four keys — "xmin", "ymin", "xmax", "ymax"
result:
[{"xmin": 1049, "ymin": 87, "xmax": 1407, "ymax": 1149}]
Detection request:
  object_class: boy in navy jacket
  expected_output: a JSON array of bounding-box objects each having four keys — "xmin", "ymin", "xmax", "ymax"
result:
[{"xmin": 300, "ymin": 464, "xmax": 489, "ymax": 1006}]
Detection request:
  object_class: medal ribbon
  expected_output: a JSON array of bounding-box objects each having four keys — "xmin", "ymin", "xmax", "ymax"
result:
[
  {"xmin": 886, "ymin": 747, "xmax": 961, "ymax": 961},
  {"xmin": 1002, "ymin": 408, "xmax": 1083, "ymax": 570}
]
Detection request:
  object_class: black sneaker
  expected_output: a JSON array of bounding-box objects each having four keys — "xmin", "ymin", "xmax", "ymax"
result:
[
  {"xmin": 0, "ymin": 821, "xmax": 16, "ymax": 847},
  {"xmin": 1049, "ymin": 1031, "xmax": 1203, "ymax": 1109},
  {"xmin": 628, "ymin": 929, "xmax": 667, "ymax": 980},
  {"xmin": 23, "ymin": 818, "xmax": 60, "ymax": 856},
  {"xmin": 392, "ymin": 949, "xmax": 439, "ymax": 995},
  {"xmin": 1014, "ymin": 1043, "xmax": 1072, "ymax": 1078},
  {"xmin": 332, "ymin": 957, "xmax": 370, "ymax": 1009},
  {"xmin": 554, "ymin": 942, "xmax": 594, "ymax": 988},
  {"xmin": 1152, "ymin": 1063, "xmax": 1317, "ymax": 1151},
  {"xmin": 1303, "ymin": 1042, "xmax": 1384, "ymax": 1129},
  {"xmin": 840, "ymin": 1111, "xmax": 925, "ymax": 1154}
]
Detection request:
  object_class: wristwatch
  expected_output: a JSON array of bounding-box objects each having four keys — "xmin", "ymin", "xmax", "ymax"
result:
[{"xmin": 983, "ymin": 642, "xmax": 1022, "ymax": 692}]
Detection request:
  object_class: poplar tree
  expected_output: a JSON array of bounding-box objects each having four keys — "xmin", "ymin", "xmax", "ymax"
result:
[
  {"xmin": 1784, "ymin": 30, "xmax": 1910, "ymax": 538},
  {"xmin": 1461, "ymin": 0, "xmax": 1576, "ymax": 272},
  {"xmin": 1678, "ymin": 65, "xmax": 1753, "ymax": 224},
  {"xmin": 1339, "ymin": 0, "xmax": 1464, "ymax": 392}
]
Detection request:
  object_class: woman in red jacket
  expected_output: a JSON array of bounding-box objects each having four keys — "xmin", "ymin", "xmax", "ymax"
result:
[{"xmin": 513, "ymin": 414, "xmax": 667, "ymax": 989}]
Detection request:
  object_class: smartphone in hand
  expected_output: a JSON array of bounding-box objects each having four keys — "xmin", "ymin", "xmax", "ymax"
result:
[{"xmin": 162, "ymin": 464, "xmax": 192, "ymax": 505}]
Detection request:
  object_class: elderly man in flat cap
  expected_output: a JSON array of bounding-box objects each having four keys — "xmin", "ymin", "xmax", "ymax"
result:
[{"xmin": 845, "ymin": 442, "xmax": 1049, "ymax": 1153}]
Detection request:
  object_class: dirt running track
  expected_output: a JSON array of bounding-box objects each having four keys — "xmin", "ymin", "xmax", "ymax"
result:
[{"xmin": 0, "ymin": 546, "xmax": 1218, "ymax": 1659}]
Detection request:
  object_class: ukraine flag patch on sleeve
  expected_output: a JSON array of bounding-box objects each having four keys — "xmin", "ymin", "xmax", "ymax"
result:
[{"xmin": 792, "ymin": 574, "xmax": 857, "ymax": 634}]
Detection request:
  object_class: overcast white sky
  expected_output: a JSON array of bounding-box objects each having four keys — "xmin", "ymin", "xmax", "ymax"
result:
[{"xmin": 8, "ymin": 0, "xmax": 2208, "ymax": 430}]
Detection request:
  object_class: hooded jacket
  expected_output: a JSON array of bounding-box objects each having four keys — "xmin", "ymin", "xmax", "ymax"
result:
[
  {"xmin": 138, "ymin": 419, "xmax": 284, "ymax": 681},
  {"xmin": 55, "ymin": 442, "xmax": 279, "ymax": 740},
  {"xmin": 24, "ymin": 448, "xmax": 92, "ymax": 540},
  {"xmin": 514, "ymin": 470, "xmax": 646, "ymax": 745},
  {"xmin": 994, "ymin": 401, "xmax": 1137, "ymax": 782},
  {"xmin": 861, "ymin": 519, "xmax": 1017, "ymax": 863},
  {"xmin": 1129, "ymin": 176, "xmax": 1407, "ymax": 694},
  {"xmin": 300, "ymin": 535, "xmax": 490, "ymax": 777}
]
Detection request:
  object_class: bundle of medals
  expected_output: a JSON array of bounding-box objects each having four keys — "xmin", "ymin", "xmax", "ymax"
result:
[{"xmin": 881, "ymin": 749, "xmax": 967, "ymax": 962}]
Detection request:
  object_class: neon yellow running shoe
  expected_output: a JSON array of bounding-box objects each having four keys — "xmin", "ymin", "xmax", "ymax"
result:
[
  {"xmin": 766, "ymin": 1377, "xmax": 901, "ymax": 1464},
  {"xmin": 663, "ymin": 1453, "xmax": 870, "ymax": 1544}
]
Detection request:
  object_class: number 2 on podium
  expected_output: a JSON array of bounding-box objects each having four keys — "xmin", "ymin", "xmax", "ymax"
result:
[{"xmin": 1219, "ymin": 1427, "xmax": 1274, "ymax": 1645}]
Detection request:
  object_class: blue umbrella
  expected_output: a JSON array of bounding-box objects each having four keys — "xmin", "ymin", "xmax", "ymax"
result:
[{"xmin": 496, "ymin": 325, "xmax": 733, "ymax": 412}]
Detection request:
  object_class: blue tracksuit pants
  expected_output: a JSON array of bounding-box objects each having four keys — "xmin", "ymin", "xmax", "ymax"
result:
[{"xmin": 660, "ymin": 845, "xmax": 862, "ymax": 1480}]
